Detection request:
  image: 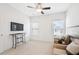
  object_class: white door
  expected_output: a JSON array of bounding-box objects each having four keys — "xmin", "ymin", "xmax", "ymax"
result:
[{"xmin": 30, "ymin": 16, "xmax": 53, "ymax": 42}]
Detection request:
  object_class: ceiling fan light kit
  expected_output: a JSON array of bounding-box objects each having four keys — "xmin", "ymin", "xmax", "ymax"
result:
[
  {"xmin": 27, "ymin": 3, "xmax": 51, "ymax": 14},
  {"xmin": 36, "ymin": 8, "xmax": 42, "ymax": 12}
]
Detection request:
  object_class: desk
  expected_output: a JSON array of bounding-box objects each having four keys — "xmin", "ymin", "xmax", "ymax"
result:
[{"xmin": 10, "ymin": 33, "xmax": 25, "ymax": 48}]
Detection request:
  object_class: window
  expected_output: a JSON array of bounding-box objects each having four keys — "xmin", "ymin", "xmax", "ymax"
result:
[{"xmin": 53, "ymin": 20, "xmax": 65, "ymax": 36}]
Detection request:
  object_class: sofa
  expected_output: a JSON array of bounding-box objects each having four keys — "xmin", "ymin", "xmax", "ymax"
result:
[{"xmin": 53, "ymin": 35, "xmax": 79, "ymax": 55}]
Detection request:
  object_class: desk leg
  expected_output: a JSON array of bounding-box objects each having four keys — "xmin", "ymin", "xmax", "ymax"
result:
[
  {"xmin": 12, "ymin": 35, "xmax": 16, "ymax": 48},
  {"xmin": 15, "ymin": 34, "xmax": 17, "ymax": 48},
  {"xmin": 12, "ymin": 35, "xmax": 14, "ymax": 48}
]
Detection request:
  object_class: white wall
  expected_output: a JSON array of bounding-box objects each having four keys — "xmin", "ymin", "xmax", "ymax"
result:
[
  {"xmin": 0, "ymin": 4, "xmax": 30, "ymax": 53},
  {"xmin": 66, "ymin": 3, "xmax": 79, "ymax": 36},
  {"xmin": 53, "ymin": 12, "xmax": 66, "ymax": 20},
  {"xmin": 30, "ymin": 12, "xmax": 66, "ymax": 42}
]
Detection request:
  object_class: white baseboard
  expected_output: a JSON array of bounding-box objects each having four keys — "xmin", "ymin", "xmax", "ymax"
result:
[{"xmin": 30, "ymin": 38, "xmax": 54, "ymax": 43}]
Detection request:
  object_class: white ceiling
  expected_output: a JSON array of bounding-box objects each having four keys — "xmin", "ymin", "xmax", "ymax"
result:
[{"xmin": 9, "ymin": 3, "xmax": 71, "ymax": 16}]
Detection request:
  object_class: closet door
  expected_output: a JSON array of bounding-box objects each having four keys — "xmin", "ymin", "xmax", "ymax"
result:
[
  {"xmin": 30, "ymin": 21, "xmax": 40, "ymax": 40},
  {"xmin": 30, "ymin": 16, "xmax": 53, "ymax": 42}
]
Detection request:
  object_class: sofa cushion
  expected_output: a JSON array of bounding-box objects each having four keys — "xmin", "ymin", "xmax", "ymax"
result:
[
  {"xmin": 53, "ymin": 48, "xmax": 67, "ymax": 55},
  {"xmin": 54, "ymin": 44, "xmax": 67, "ymax": 50},
  {"xmin": 66, "ymin": 39, "xmax": 79, "ymax": 55}
]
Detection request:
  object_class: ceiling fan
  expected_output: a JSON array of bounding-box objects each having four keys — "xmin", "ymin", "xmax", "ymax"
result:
[{"xmin": 26, "ymin": 3, "xmax": 51, "ymax": 14}]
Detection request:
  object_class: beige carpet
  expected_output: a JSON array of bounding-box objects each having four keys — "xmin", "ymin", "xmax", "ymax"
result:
[{"xmin": 1, "ymin": 40, "xmax": 53, "ymax": 55}]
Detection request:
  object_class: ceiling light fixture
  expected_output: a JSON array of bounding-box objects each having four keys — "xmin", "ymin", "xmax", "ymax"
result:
[{"xmin": 36, "ymin": 8, "xmax": 42, "ymax": 12}]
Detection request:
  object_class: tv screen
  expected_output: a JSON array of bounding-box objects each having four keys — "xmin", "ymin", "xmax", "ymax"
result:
[{"xmin": 11, "ymin": 22, "xmax": 24, "ymax": 31}]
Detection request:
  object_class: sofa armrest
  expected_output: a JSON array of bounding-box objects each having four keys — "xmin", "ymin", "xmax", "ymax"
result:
[{"xmin": 53, "ymin": 44, "xmax": 67, "ymax": 50}]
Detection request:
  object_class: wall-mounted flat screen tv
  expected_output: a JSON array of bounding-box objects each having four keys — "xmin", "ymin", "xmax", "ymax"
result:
[{"xmin": 10, "ymin": 22, "xmax": 24, "ymax": 31}]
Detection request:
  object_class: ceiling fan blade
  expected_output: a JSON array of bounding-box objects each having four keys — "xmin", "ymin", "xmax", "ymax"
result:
[
  {"xmin": 41, "ymin": 11, "xmax": 44, "ymax": 14},
  {"xmin": 27, "ymin": 6, "xmax": 35, "ymax": 8},
  {"xmin": 42, "ymin": 7, "xmax": 51, "ymax": 10}
]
